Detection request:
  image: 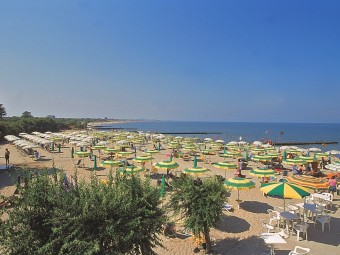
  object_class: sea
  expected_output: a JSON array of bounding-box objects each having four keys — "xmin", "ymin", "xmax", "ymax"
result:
[{"xmin": 96, "ymin": 121, "xmax": 340, "ymax": 151}]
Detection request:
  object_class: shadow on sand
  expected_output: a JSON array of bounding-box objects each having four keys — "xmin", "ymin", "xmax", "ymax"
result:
[
  {"xmin": 216, "ymin": 215, "xmax": 251, "ymax": 233},
  {"xmin": 240, "ymin": 201, "xmax": 273, "ymax": 214},
  {"xmin": 213, "ymin": 235, "xmax": 270, "ymax": 255}
]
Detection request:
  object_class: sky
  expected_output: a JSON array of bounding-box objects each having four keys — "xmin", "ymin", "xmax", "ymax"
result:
[{"xmin": 1, "ymin": 0, "xmax": 340, "ymax": 123}]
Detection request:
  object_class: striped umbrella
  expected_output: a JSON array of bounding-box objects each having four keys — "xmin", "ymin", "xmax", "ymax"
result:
[
  {"xmin": 213, "ymin": 161, "xmax": 238, "ymax": 178},
  {"xmin": 251, "ymin": 154, "xmax": 274, "ymax": 162},
  {"xmin": 91, "ymin": 145, "xmax": 107, "ymax": 150},
  {"xmin": 260, "ymin": 182, "xmax": 310, "ymax": 209},
  {"xmin": 220, "ymin": 151, "xmax": 242, "ymax": 158},
  {"xmin": 296, "ymin": 156, "xmax": 317, "ymax": 163},
  {"xmin": 285, "ymin": 175, "xmax": 330, "ymax": 191},
  {"xmin": 118, "ymin": 165, "xmax": 145, "ymax": 175},
  {"xmin": 183, "ymin": 156, "xmax": 210, "ymax": 175},
  {"xmin": 100, "ymin": 160, "xmax": 124, "ymax": 170},
  {"xmin": 224, "ymin": 177, "xmax": 255, "ymax": 201},
  {"xmin": 155, "ymin": 157, "xmax": 179, "ymax": 170},
  {"xmin": 74, "ymin": 151, "xmax": 92, "ymax": 169},
  {"xmin": 283, "ymin": 158, "xmax": 306, "ymax": 165},
  {"xmin": 250, "ymin": 168, "xmax": 276, "ymax": 178}
]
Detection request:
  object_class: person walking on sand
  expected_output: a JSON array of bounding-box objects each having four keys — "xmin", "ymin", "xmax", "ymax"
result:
[{"xmin": 5, "ymin": 148, "xmax": 10, "ymax": 167}]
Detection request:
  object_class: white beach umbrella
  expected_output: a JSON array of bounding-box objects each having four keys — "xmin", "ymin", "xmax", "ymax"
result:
[
  {"xmin": 309, "ymin": 147, "xmax": 321, "ymax": 152},
  {"xmin": 253, "ymin": 141, "xmax": 263, "ymax": 146}
]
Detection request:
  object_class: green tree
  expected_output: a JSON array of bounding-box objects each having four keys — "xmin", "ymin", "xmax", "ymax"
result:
[
  {"xmin": 167, "ymin": 175, "xmax": 229, "ymax": 254},
  {"xmin": 0, "ymin": 170, "xmax": 165, "ymax": 255},
  {"xmin": 21, "ymin": 111, "xmax": 33, "ymax": 118},
  {"xmin": 0, "ymin": 104, "xmax": 7, "ymax": 118}
]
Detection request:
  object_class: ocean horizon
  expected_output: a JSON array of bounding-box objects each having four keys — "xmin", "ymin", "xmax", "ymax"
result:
[{"xmin": 95, "ymin": 121, "xmax": 340, "ymax": 151}]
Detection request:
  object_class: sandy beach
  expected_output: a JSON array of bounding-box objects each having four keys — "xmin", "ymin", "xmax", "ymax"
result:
[{"xmin": 0, "ymin": 133, "xmax": 339, "ymax": 255}]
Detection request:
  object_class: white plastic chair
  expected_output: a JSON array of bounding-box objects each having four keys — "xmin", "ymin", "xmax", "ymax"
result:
[
  {"xmin": 293, "ymin": 223, "xmax": 309, "ymax": 241},
  {"xmin": 288, "ymin": 246, "xmax": 310, "ymax": 255},
  {"xmin": 260, "ymin": 219, "xmax": 276, "ymax": 233},
  {"xmin": 267, "ymin": 209, "xmax": 282, "ymax": 228},
  {"xmin": 315, "ymin": 215, "xmax": 331, "ymax": 232}
]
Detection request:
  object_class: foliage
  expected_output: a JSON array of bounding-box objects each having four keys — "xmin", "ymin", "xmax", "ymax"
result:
[
  {"xmin": 21, "ymin": 111, "xmax": 33, "ymax": 118},
  {"xmin": 0, "ymin": 117, "xmax": 95, "ymax": 140},
  {"xmin": 0, "ymin": 104, "xmax": 6, "ymax": 118},
  {"xmin": 167, "ymin": 175, "xmax": 229, "ymax": 253},
  {"xmin": 0, "ymin": 169, "xmax": 165, "ymax": 255}
]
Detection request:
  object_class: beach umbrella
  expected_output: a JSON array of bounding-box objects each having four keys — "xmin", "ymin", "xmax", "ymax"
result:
[
  {"xmin": 145, "ymin": 149, "xmax": 160, "ymax": 155},
  {"xmin": 58, "ymin": 143, "xmax": 61, "ymax": 153},
  {"xmin": 260, "ymin": 182, "xmax": 310, "ymax": 209},
  {"xmin": 296, "ymin": 156, "xmax": 317, "ymax": 163},
  {"xmin": 250, "ymin": 168, "xmax": 276, "ymax": 178},
  {"xmin": 220, "ymin": 151, "xmax": 242, "ymax": 158},
  {"xmin": 314, "ymin": 152, "xmax": 329, "ymax": 158},
  {"xmin": 250, "ymin": 168, "xmax": 276, "ymax": 183},
  {"xmin": 91, "ymin": 145, "xmax": 107, "ymax": 150},
  {"xmin": 51, "ymin": 142, "xmax": 55, "ymax": 151},
  {"xmin": 118, "ymin": 165, "xmax": 145, "ymax": 175},
  {"xmin": 283, "ymin": 150, "xmax": 287, "ymax": 160},
  {"xmin": 183, "ymin": 156, "xmax": 210, "ymax": 175},
  {"xmin": 251, "ymin": 154, "xmax": 274, "ymax": 162},
  {"xmin": 74, "ymin": 151, "xmax": 92, "ymax": 168},
  {"xmin": 213, "ymin": 161, "xmax": 237, "ymax": 178},
  {"xmin": 155, "ymin": 157, "xmax": 179, "ymax": 170},
  {"xmin": 224, "ymin": 177, "xmax": 255, "ymax": 201},
  {"xmin": 71, "ymin": 147, "xmax": 74, "ymax": 158},
  {"xmin": 283, "ymin": 158, "xmax": 306, "ymax": 165},
  {"xmin": 101, "ymin": 160, "xmax": 123, "ymax": 168},
  {"xmin": 285, "ymin": 175, "xmax": 330, "ymax": 191}
]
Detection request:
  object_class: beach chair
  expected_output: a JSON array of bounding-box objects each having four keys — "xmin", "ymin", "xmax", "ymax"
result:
[
  {"xmin": 223, "ymin": 203, "xmax": 234, "ymax": 212},
  {"xmin": 293, "ymin": 222, "xmax": 309, "ymax": 241},
  {"xmin": 315, "ymin": 214, "xmax": 331, "ymax": 232},
  {"xmin": 288, "ymin": 246, "xmax": 310, "ymax": 255}
]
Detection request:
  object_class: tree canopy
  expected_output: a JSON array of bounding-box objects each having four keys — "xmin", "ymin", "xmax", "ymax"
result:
[
  {"xmin": 0, "ymin": 104, "xmax": 6, "ymax": 118},
  {"xmin": 0, "ymin": 169, "xmax": 166, "ymax": 255},
  {"xmin": 167, "ymin": 175, "xmax": 229, "ymax": 254}
]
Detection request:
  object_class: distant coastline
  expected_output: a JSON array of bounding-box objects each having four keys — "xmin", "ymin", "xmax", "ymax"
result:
[{"xmin": 87, "ymin": 119, "xmax": 160, "ymax": 128}]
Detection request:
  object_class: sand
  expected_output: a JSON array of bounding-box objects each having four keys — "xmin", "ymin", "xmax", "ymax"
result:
[{"xmin": 0, "ymin": 134, "xmax": 339, "ymax": 255}]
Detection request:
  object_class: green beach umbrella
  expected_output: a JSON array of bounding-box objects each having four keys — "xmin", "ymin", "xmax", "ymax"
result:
[
  {"xmin": 220, "ymin": 151, "xmax": 242, "ymax": 158},
  {"xmin": 260, "ymin": 182, "xmax": 310, "ymax": 209},
  {"xmin": 100, "ymin": 160, "xmax": 123, "ymax": 169},
  {"xmin": 58, "ymin": 143, "xmax": 61, "ymax": 153},
  {"xmin": 250, "ymin": 168, "xmax": 276, "ymax": 183},
  {"xmin": 155, "ymin": 158, "xmax": 179, "ymax": 170},
  {"xmin": 251, "ymin": 154, "xmax": 273, "ymax": 162},
  {"xmin": 224, "ymin": 177, "xmax": 255, "ymax": 201},
  {"xmin": 51, "ymin": 142, "xmax": 55, "ymax": 151},
  {"xmin": 283, "ymin": 158, "xmax": 306, "ymax": 165},
  {"xmin": 71, "ymin": 147, "xmax": 74, "ymax": 158},
  {"xmin": 74, "ymin": 151, "xmax": 92, "ymax": 168},
  {"xmin": 183, "ymin": 156, "xmax": 210, "ymax": 175},
  {"xmin": 245, "ymin": 149, "xmax": 249, "ymax": 161},
  {"xmin": 213, "ymin": 161, "xmax": 238, "ymax": 178},
  {"xmin": 133, "ymin": 155, "xmax": 153, "ymax": 163},
  {"xmin": 91, "ymin": 145, "xmax": 107, "ymax": 150},
  {"xmin": 297, "ymin": 155, "xmax": 317, "ymax": 163},
  {"xmin": 118, "ymin": 165, "xmax": 145, "ymax": 175}
]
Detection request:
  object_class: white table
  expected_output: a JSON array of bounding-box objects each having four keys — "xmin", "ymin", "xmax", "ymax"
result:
[
  {"xmin": 261, "ymin": 233, "xmax": 287, "ymax": 255},
  {"xmin": 280, "ymin": 211, "xmax": 300, "ymax": 235}
]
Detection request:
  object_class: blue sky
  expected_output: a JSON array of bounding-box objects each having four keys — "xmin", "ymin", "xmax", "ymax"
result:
[{"xmin": 1, "ymin": 0, "xmax": 339, "ymax": 123}]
